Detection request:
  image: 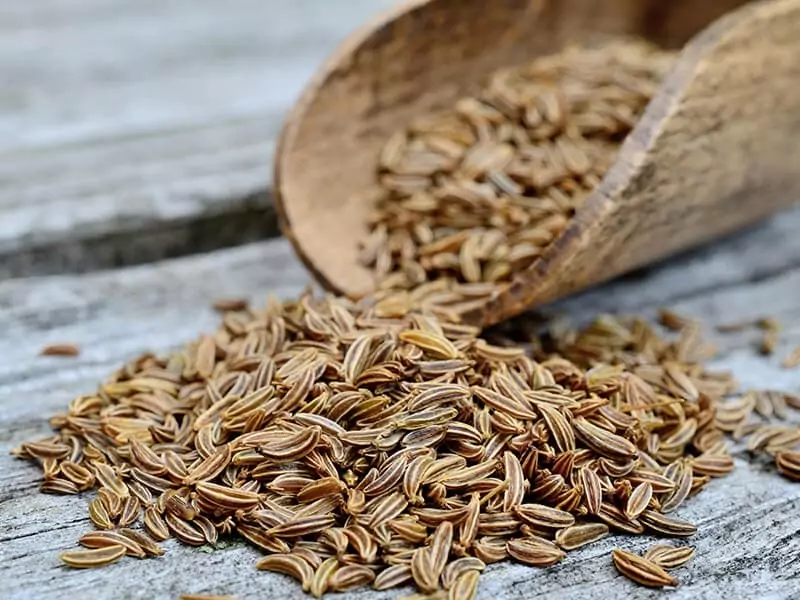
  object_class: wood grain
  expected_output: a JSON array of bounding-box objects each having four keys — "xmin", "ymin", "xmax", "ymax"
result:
[
  {"xmin": 3, "ymin": 211, "xmax": 800, "ymax": 599},
  {"xmin": 0, "ymin": 0, "xmax": 397, "ymax": 276}
]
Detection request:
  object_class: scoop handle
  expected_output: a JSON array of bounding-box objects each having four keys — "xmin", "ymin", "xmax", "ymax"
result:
[{"xmin": 489, "ymin": 0, "xmax": 800, "ymax": 322}]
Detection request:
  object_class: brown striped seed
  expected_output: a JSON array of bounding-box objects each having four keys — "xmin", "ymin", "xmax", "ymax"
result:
[
  {"xmin": 612, "ymin": 549, "xmax": 679, "ymax": 588},
  {"xmin": 40, "ymin": 343, "xmax": 81, "ymax": 357},
  {"xmin": 643, "ymin": 544, "xmax": 696, "ymax": 570},
  {"xmin": 118, "ymin": 528, "xmax": 165, "ymax": 557},
  {"xmin": 506, "ymin": 538, "xmax": 566, "ymax": 566},
  {"xmin": 776, "ymin": 451, "xmax": 800, "ymax": 481},
  {"xmin": 449, "ymin": 569, "xmax": 481, "ymax": 600},
  {"xmin": 59, "ymin": 545, "xmax": 127, "ymax": 569},
  {"xmin": 514, "ymin": 503, "xmax": 575, "ymax": 529},
  {"xmin": 79, "ymin": 531, "xmax": 146, "ymax": 558},
  {"xmin": 624, "ymin": 482, "xmax": 653, "ymax": 520},
  {"xmin": 639, "ymin": 509, "xmax": 698, "ymax": 537},
  {"xmin": 555, "ymin": 523, "xmax": 609, "ymax": 551}
]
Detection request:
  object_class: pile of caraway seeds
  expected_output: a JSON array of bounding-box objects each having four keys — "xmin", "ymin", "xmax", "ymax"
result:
[{"xmin": 13, "ymin": 39, "xmax": 800, "ymax": 599}]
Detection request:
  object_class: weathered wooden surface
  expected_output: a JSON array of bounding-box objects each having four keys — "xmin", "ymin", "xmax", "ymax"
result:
[
  {"xmin": 1, "ymin": 1, "xmax": 800, "ymax": 599},
  {"xmin": 3, "ymin": 214, "xmax": 800, "ymax": 599},
  {"xmin": 0, "ymin": 0, "xmax": 397, "ymax": 277}
]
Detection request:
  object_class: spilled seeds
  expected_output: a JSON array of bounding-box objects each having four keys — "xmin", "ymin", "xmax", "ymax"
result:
[
  {"xmin": 14, "ymin": 291, "xmax": 800, "ymax": 597},
  {"xmin": 12, "ymin": 37, "xmax": 800, "ymax": 600}
]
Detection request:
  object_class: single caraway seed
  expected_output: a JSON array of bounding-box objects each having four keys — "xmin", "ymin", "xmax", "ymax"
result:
[
  {"xmin": 39, "ymin": 343, "xmax": 81, "ymax": 357},
  {"xmin": 624, "ymin": 482, "xmax": 653, "ymax": 520},
  {"xmin": 555, "ymin": 523, "xmax": 609, "ymax": 550},
  {"xmin": 506, "ymin": 538, "xmax": 566, "ymax": 566},
  {"xmin": 450, "ymin": 569, "xmax": 481, "ymax": 600},
  {"xmin": 59, "ymin": 545, "xmax": 127, "ymax": 569},
  {"xmin": 612, "ymin": 549, "xmax": 679, "ymax": 588},
  {"xmin": 118, "ymin": 528, "xmax": 165, "ymax": 557},
  {"xmin": 643, "ymin": 544, "xmax": 695, "ymax": 570},
  {"xmin": 211, "ymin": 298, "xmax": 249, "ymax": 312},
  {"xmin": 78, "ymin": 531, "xmax": 146, "ymax": 558},
  {"xmin": 257, "ymin": 554, "xmax": 314, "ymax": 592}
]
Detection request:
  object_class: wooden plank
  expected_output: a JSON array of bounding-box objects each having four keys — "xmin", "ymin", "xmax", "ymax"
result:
[
  {"xmin": 0, "ymin": 0, "xmax": 397, "ymax": 276},
  {"xmin": 1, "ymin": 216, "xmax": 799, "ymax": 598}
]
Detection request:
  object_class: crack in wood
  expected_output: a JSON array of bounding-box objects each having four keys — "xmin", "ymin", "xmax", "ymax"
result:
[{"xmin": 0, "ymin": 192, "xmax": 280, "ymax": 279}]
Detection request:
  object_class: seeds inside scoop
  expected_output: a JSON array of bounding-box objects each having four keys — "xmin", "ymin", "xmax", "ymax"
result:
[{"xmin": 360, "ymin": 40, "xmax": 675, "ymax": 318}]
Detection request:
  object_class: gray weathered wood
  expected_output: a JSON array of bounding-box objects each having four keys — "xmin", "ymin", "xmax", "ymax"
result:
[
  {"xmin": 2, "ymin": 1, "xmax": 800, "ymax": 597},
  {"xmin": 0, "ymin": 0, "xmax": 397, "ymax": 276},
  {"xmin": 2, "ymin": 211, "xmax": 800, "ymax": 599}
]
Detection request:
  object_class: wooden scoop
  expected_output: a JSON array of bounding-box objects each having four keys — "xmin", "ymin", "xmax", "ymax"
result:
[{"xmin": 275, "ymin": 0, "xmax": 800, "ymax": 327}]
